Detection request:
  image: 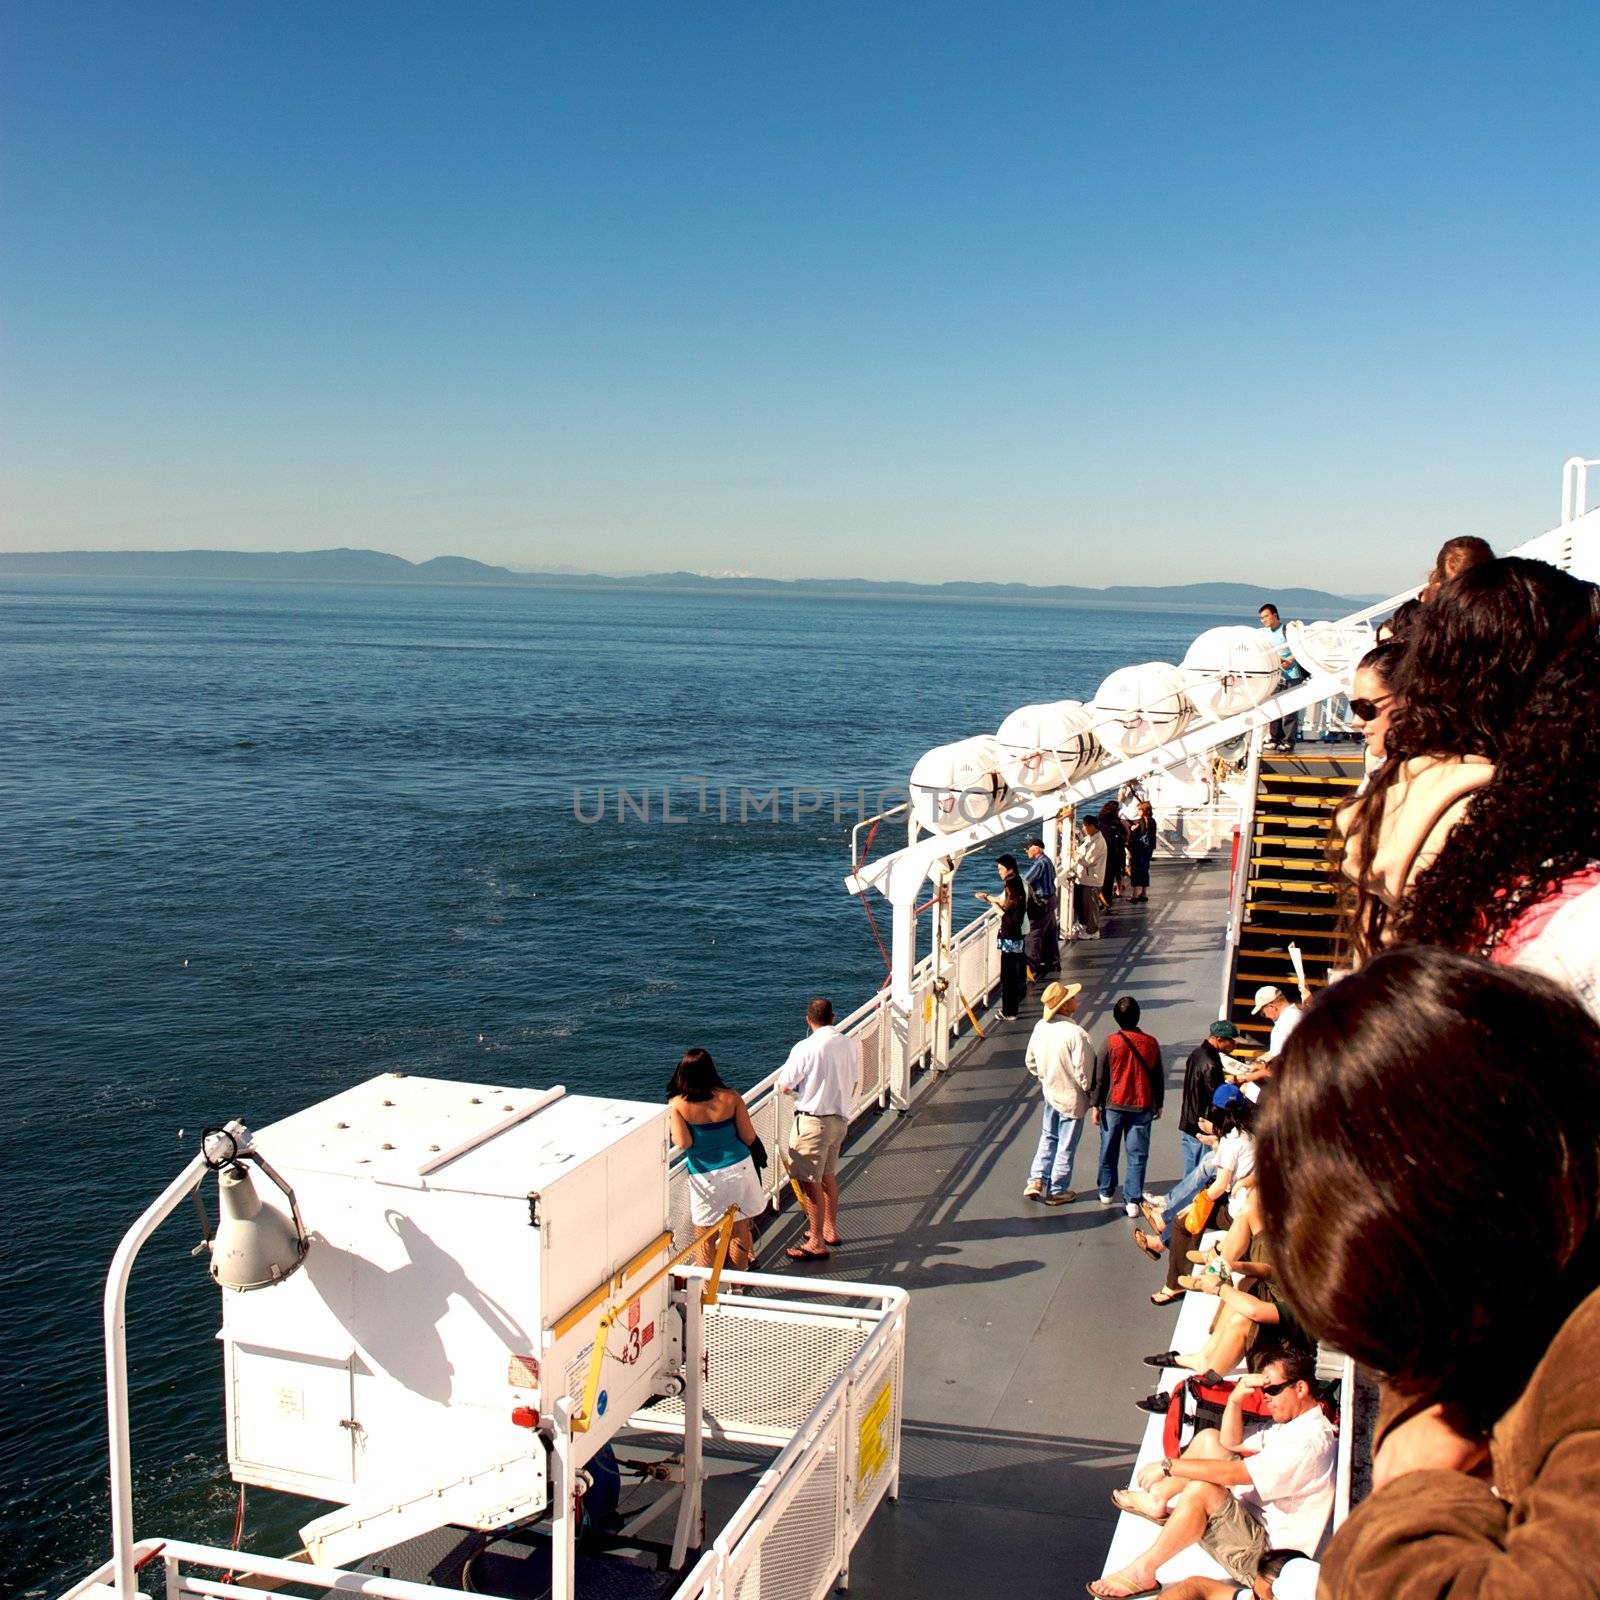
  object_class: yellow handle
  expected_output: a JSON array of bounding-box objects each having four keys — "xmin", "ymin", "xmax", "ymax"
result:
[{"xmin": 572, "ymin": 1208, "xmax": 737, "ymax": 1434}]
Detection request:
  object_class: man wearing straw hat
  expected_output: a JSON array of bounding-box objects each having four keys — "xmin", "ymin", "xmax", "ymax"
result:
[{"xmin": 1023, "ymin": 980, "xmax": 1093, "ymax": 1205}]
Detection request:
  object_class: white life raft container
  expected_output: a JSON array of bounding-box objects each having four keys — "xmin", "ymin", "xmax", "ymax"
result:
[
  {"xmin": 1091, "ymin": 663, "xmax": 1193, "ymax": 758},
  {"xmin": 1180, "ymin": 626, "xmax": 1283, "ymax": 719},
  {"xmin": 994, "ymin": 700, "xmax": 1102, "ymax": 793},
  {"xmin": 1287, "ymin": 619, "xmax": 1375, "ymax": 681},
  {"xmin": 908, "ymin": 736, "xmax": 1009, "ymax": 834}
]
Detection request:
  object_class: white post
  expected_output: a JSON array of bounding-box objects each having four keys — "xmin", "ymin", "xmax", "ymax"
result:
[
  {"xmin": 1217, "ymin": 725, "xmax": 1266, "ymax": 1022},
  {"xmin": 928, "ymin": 871, "xmax": 953, "ymax": 1073},
  {"xmin": 887, "ymin": 895, "xmax": 917, "ymax": 1110},
  {"xmin": 104, "ymin": 1150, "xmax": 213, "ymax": 1599},
  {"xmin": 1043, "ymin": 811, "xmax": 1063, "ymax": 960},
  {"xmin": 548, "ymin": 1397, "xmax": 577, "ymax": 1600},
  {"xmin": 670, "ymin": 1284, "xmax": 704, "ymax": 1569}
]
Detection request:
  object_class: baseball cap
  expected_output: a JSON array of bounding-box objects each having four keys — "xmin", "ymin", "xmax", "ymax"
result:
[
  {"xmin": 1251, "ymin": 984, "xmax": 1286, "ymax": 1014},
  {"xmin": 1209, "ymin": 1020, "xmax": 1238, "ymax": 1039},
  {"xmin": 1210, "ymin": 1083, "xmax": 1246, "ymax": 1110}
]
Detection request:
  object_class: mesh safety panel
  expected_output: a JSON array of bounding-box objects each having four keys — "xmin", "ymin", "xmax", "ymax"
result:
[
  {"xmin": 846, "ymin": 1338, "xmax": 902, "ymax": 1526},
  {"xmin": 730, "ymin": 1426, "xmax": 843, "ymax": 1600},
  {"xmin": 643, "ymin": 1306, "xmax": 868, "ymax": 1438},
  {"xmin": 848, "ymin": 1011, "xmax": 886, "ymax": 1117},
  {"xmin": 955, "ymin": 932, "xmax": 988, "ymax": 1013}
]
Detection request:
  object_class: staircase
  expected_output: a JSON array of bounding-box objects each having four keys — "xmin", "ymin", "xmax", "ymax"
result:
[{"xmin": 1226, "ymin": 746, "xmax": 1365, "ymax": 1050}]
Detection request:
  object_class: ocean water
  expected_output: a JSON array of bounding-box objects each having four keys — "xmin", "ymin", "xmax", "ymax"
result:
[{"xmin": 0, "ymin": 578, "xmax": 1234, "ymax": 1596}]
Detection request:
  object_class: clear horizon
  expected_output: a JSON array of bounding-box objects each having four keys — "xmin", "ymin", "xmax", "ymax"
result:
[{"xmin": 3, "ymin": 3, "xmax": 1597, "ymax": 589}]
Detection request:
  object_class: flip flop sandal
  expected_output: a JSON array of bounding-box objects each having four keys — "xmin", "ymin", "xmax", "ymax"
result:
[
  {"xmin": 1132, "ymin": 1228, "xmax": 1163, "ymax": 1261},
  {"xmin": 1149, "ymin": 1287, "xmax": 1183, "ymax": 1307},
  {"xmin": 1109, "ymin": 1488, "xmax": 1170, "ymax": 1527},
  {"xmin": 784, "ymin": 1245, "xmax": 830, "ymax": 1262},
  {"xmin": 1084, "ymin": 1577, "xmax": 1160, "ymax": 1598},
  {"xmin": 1143, "ymin": 1349, "xmax": 1185, "ymax": 1367},
  {"xmin": 823, "ymin": 1236, "xmax": 845, "ymax": 1247}
]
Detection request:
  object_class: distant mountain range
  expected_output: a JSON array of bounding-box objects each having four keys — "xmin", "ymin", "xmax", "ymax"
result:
[{"xmin": 0, "ymin": 547, "xmax": 1374, "ymax": 612}]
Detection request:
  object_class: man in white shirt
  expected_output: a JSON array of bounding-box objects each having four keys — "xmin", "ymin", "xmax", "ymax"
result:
[
  {"xmin": 1090, "ymin": 1346, "xmax": 1336, "ymax": 1597},
  {"xmin": 776, "ymin": 996, "xmax": 860, "ymax": 1261},
  {"xmin": 1229, "ymin": 987, "xmax": 1307, "ymax": 1099},
  {"xmin": 1254, "ymin": 986, "xmax": 1305, "ymax": 1057},
  {"xmin": 1073, "ymin": 816, "xmax": 1108, "ymax": 939}
]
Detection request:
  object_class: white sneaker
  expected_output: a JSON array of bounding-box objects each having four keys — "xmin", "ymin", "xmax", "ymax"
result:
[
  {"xmin": 1124, "ymin": 1201, "xmax": 1142, "ymax": 1218},
  {"xmin": 1098, "ymin": 1193, "xmax": 1117, "ymax": 1206}
]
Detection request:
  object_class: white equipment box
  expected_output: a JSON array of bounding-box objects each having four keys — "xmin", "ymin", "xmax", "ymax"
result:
[{"xmin": 219, "ymin": 1074, "xmax": 673, "ymax": 1517}]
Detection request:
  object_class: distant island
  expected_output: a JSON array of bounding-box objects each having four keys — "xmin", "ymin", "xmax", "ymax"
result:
[{"xmin": 0, "ymin": 547, "xmax": 1373, "ymax": 613}]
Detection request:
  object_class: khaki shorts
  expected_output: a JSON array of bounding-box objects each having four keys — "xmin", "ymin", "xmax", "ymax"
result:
[
  {"xmin": 1200, "ymin": 1492, "xmax": 1268, "ymax": 1583},
  {"xmin": 788, "ymin": 1113, "xmax": 848, "ymax": 1182}
]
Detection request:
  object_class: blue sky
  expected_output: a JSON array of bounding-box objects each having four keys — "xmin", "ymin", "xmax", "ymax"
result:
[{"xmin": 2, "ymin": 2, "xmax": 1595, "ymax": 588}]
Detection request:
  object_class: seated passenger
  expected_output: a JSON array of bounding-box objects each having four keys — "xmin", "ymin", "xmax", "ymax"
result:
[
  {"xmin": 1133, "ymin": 1082, "xmax": 1241, "ymax": 1268},
  {"xmin": 1141, "ymin": 1209, "xmax": 1308, "ymax": 1388},
  {"xmin": 1259, "ymin": 947, "xmax": 1600, "ymax": 1599},
  {"xmin": 1147, "ymin": 1096, "xmax": 1255, "ymax": 1308},
  {"xmin": 1089, "ymin": 1346, "xmax": 1336, "ymax": 1599}
]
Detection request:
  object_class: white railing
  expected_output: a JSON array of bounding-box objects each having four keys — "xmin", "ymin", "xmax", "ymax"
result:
[{"xmin": 697, "ymin": 1273, "xmax": 906, "ymax": 1600}]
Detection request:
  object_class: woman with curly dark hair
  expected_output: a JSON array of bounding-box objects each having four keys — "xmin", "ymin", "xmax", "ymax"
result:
[{"xmin": 1334, "ymin": 557, "xmax": 1600, "ymax": 1011}]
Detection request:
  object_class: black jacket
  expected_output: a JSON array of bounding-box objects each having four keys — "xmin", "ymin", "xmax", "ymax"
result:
[{"xmin": 1179, "ymin": 1040, "xmax": 1228, "ymax": 1135}]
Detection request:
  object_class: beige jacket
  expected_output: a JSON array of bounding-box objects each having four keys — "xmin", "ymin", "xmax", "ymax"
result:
[
  {"xmin": 1336, "ymin": 754, "xmax": 1495, "ymax": 909},
  {"xmin": 1321, "ymin": 1284, "xmax": 1600, "ymax": 1598},
  {"xmin": 1024, "ymin": 1017, "xmax": 1093, "ymax": 1118}
]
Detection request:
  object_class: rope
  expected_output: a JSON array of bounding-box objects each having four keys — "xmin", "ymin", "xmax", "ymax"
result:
[
  {"xmin": 221, "ymin": 1485, "xmax": 245, "ymax": 1583},
  {"xmin": 853, "ymin": 817, "xmax": 894, "ymax": 983}
]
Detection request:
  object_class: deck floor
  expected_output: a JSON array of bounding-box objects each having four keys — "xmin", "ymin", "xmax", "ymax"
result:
[{"xmin": 765, "ymin": 857, "xmax": 1233, "ymax": 1592}]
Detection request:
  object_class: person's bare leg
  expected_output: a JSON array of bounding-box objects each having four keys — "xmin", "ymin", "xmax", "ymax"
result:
[
  {"xmin": 729, "ymin": 1220, "xmax": 754, "ymax": 1271},
  {"xmin": 820, "ymin": 1171, "xmax": 841, "ymax": 1244},
  {"xmin": 1097, "ymin": 1430, "xmax": 1233, "ymax": 1593},
  {"xmin": 1093, "ymin": 1480, "xmax": 1226, "ymax": 1594},
  {"xmin": 796, "ymin": 1179, "xmax": 825, "ymax": 1250},
  {"xmin": 1178, "ymin": 1310, "xmax": 1251, "ymax": 1374},
  {"xmin": 692, "ymin": 1225, "xmax": 716, "ymax": 1269}
]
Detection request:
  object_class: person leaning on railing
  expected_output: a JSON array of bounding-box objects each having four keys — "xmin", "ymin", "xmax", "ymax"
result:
[
  {"xmin": 1258, "ymin": 947, "xmax": 1600, "ymax": 1599},
  {"xmin": 1333, "ymin": 557, "xmax": 1600, "ymax": 1018}
]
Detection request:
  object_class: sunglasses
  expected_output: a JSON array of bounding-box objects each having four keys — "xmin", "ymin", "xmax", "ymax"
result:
[
  {"xmin": 1261, "ymin": 1378, "xmax": 1296, "ymax": 1397},
  {"xmin": 1349, "ymin": 694, "xmax": 1392, "ymax": 721}
]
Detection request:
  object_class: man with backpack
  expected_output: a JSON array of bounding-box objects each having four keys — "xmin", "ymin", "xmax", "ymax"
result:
[{"xmin": 1089, "ymin": 994, "xmax": 1164, "ymax": 1215}]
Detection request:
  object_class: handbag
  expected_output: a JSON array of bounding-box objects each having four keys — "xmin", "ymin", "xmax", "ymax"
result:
[{"xmin": 1181, "ymin": 1189, "xmax": 1216, "ymax": 1235}]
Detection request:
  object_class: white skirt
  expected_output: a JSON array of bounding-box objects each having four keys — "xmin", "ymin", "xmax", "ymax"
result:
[{"xmin": 687, "ymin": 1156, "xmax": 767, "ymax": 1227}]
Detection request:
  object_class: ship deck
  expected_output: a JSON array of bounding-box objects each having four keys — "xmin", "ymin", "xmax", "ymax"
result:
[{"xmin": 765, "ymin": 854, "xmax": 1232, "ymax": 1594}]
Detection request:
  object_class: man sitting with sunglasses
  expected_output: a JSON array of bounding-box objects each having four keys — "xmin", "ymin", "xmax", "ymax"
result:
[{"xmin": 1089, "ymin": 1346, "xmax": 1336, "ymax": 1599}]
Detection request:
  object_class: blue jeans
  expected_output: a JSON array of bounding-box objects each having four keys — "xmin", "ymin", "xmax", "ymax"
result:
[
  {"xmin": 1029, "ymin": 1105, "xmax": 1085, "ymax": 1194},
  {"xmin": 1179, "ymin": 1131, "xmax": 1207, "ymax": 1177},
  {"xmin": 1158, "ymin": 1152, "xmax": 1217, "ymax": 1244},
  {"xmin": 1097, "ymin": 1108, "xmax": 1153, "ymax": 1203}
]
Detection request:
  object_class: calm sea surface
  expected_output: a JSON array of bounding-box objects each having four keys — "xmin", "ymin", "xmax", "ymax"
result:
[{"xmin": 0, "ymin": 578, "xmax": 1234, "ymax": 1595}]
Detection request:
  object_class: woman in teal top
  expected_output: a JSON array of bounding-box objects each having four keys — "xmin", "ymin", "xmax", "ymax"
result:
[{"xmin": 668, "ymin": 1048, "xmax": 765, "ymax": 1270}]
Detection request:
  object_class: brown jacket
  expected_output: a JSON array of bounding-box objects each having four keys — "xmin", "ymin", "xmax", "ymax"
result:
[{"xmin": 1321, "ymin": 1284, "xmax": 1600, "ymax": 1598}]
